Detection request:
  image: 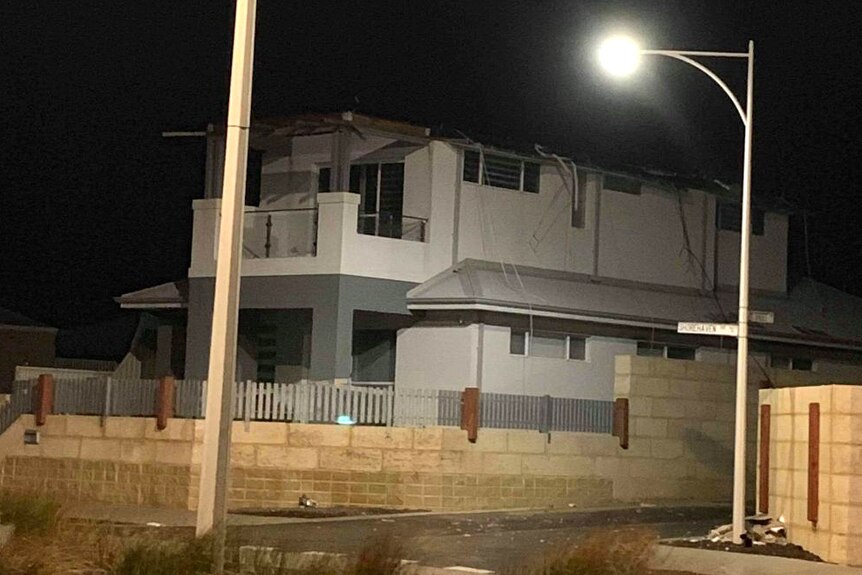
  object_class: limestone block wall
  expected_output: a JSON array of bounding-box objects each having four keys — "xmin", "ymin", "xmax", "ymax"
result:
[
  {"xmin": 613, "ymin": 356, "xmax": 760, "ymax": 503},
  {"xmin": 2, "ymin": 355, "xmax": 840, "ymax": 514},
  {"xmin": 0, "ymin": 415, "xmax": 618, "ymax": 512},
  {"xmin": 0, "ymin": 415, "xmax": 196, "ymax": 507},
  {"xmin": 759, "ymin": 385, "xmax": 862, "ymax": 566}
]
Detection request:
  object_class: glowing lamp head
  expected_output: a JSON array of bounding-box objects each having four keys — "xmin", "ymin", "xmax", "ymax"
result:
[{"xmin": 598, "ymin": 35, "xmax": 641, "ymax": 77}]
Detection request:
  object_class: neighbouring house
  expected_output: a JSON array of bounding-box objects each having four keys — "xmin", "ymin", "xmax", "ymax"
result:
[
  {"xmin": 117, "ymin": 111, "xmax": 862, "ymax": 397},
  {"xmin": 0, "ymin": 307, "xmax": 57, "ymax": 393}
]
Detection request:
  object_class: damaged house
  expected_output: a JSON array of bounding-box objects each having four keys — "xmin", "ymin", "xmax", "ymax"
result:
[{"xmin": 117, "ymin": 112, "xmax": 862, "ymax": 399}]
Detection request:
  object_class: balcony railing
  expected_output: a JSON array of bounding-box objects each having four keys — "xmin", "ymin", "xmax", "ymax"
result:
[
  {"xmin": 243, "ymin": 208, "xmax": 317, "ymax": 259},
  {"xmin": 357, "ymin": 213, "xmax": 427, "ymax": 242}
]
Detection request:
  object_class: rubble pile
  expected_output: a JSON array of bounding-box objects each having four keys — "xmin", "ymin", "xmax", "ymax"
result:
[{"xmin": 701, "ymin": 514, "xmax": 787, "ymax": 547}]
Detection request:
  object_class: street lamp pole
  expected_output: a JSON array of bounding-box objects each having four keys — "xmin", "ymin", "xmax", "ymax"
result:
[
  {"xmin": 599, "ymin": 38, "xmax": 755, "ymax": 544},
  {"xmin": 195, "ymin": 0, "xmax": 257, "ymax": 572}
]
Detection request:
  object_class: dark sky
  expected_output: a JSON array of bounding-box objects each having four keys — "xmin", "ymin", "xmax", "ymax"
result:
[{"xmin": 2, "ymin": 1, "xmax": 862, "ymax": 354}]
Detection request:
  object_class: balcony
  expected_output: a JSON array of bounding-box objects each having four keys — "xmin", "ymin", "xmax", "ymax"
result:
[
  {"xmin": 243, "ymin": 208, "xmax": 317, "ymax": 259},
  {"xmin": 190, "ymin": 193, "xmax": 438, "ymax": 283},
  {"xmin": 357, "ymin": 213, "xmax": 427, "ymax": 242}
]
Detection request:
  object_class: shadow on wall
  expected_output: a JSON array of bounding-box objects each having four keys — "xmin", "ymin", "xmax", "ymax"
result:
[{"xmin": 683, "ymin": 428, "xmax": 733, "ymax": 474}]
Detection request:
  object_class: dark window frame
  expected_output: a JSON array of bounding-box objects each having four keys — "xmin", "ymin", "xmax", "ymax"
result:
[{"xmin": 462, "ymin": 150, "xmax": 541, "ymax": 193}]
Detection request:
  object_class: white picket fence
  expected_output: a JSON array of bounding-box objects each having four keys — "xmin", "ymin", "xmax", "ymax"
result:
[{"xmin": 229, "ymin": 381, "xmax": 396, "ymax": 425}]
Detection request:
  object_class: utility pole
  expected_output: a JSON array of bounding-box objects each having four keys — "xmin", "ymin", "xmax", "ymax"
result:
[{"xmin": 195, "ymin": 1, "xmax": 257, "ymax": 573}]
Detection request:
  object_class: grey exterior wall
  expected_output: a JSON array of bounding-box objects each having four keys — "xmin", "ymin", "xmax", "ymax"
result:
[{"xmin": 185, "ymin": 274, "xmax": 416, "ymax": 381}]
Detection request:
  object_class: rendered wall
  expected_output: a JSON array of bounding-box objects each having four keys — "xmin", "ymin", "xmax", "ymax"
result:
[
  {"xmin": 613, "ymin": 355, "xmax": 759, "ymax": 502},
  {"xmin": 481, "ymin": 329, "xmax": 634, "ymax": 401},
  {"xmin": 758, "ymin": 385, "xmax": 862, "ymax": 566}
]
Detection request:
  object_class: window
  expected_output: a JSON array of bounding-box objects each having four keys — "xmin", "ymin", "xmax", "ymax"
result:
[
  {"xmin": 717, "ymin": 202, "xmax": 765, "ymax": 235},
  {"xmin": 636, "ymin": 342, "xmax": 664, "ymax": 358},
  {"xmin": 571, "ymin": 170, "xmax": 587, "ymax": 229},
  {"xmin": 568, "ymin": 337, "xmax": 587, "ymax": 360},
  {"xmin": 462, "ymin": 150, "xmax": 540, "ymax": 193},
  {"xmin": 509, "ymin": 329, "xmax": 587, "ymax": 360},
  {"xmin": 510, "ymin": 329, "xmax": 527, "ymax": 355},
  {"xmin": 603, "ymin": 174, "xmax": 642, "ymax": 195},
  {"xmin": 530, "ymin": 331, "xmax": 567, "ymax": 359},
  {"xmin": 667, "ymin": 346, "xmax": 696, "ymax": 360},
  {"xmin": 245, "ymin": 148, "xmax": 263, "ymax": 207},
  {"xmin": 771, "ymin": 355, "xmax": 813, "ymax": 371},
  {"xmin": 637, "ymin": 342, "xmax": 696, "ymax": 360},
  {"xmin": 318, "ymin": 167, "xmax": 331, "ymax": 192}
]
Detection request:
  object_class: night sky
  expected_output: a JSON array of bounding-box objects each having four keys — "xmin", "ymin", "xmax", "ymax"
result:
[{"xmin": 2, "ymin": 1, "xmax": 862, "ymax": 358}]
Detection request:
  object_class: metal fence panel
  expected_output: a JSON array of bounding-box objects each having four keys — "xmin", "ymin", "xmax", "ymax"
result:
[
  {"xmin": 54, "ymin": 378, "xmax": 107, "ymax": 416},
  {"xmin": 479, "ymin": 392, "xmax": 613, "ymax": 434},
  {"xmin": 0, "ymin": 381, "xmax": 36, "ymax": 435},
  {"xmin": 109, "ymin": 379, "xmax": 159, "ymax": 417},
  {"xmin": 0, "ymin": 375, "xmax": 612, "ymax": 436}
]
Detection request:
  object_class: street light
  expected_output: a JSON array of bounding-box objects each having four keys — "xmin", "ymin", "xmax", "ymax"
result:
[
  {"xmin": 195, "ymin": 0, "xmax": 257, "ymax": 573},
  {"xmin": 598, "ymin": 36, "xmax": 755, "ymax": 545}
]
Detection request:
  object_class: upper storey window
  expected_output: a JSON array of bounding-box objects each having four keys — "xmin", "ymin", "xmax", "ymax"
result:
[
  {"xmin": 717, "ymin": 202, "xmax": 765, "ymax": 236},
  {"xmin": 463, "ymin": 150, "xmax": 540, "ymax": 193}
]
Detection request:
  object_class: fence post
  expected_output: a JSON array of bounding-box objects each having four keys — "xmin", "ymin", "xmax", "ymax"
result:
[
  {"xmin": 156, "ymin": 376, "xmax": 176, "ymax": 431},
  {"xmin": 35, "ymin": 374, "xmax": 54, "ymax": 426},
  {"xmin": 758, "ymin": 404, "xmax": 771, "ymax": 513},
  {"xmin": 460, "ymin": 387, "xmax": 479, "ymax": 443},
  {"xmin": 808, "ymin": 402, "xmax": 820, "ymax": 525},
  {"xmin": 539, "ymin": 394, "xmax": 553, "ymax": 433},
  {"xmin": 101, "ymin": 377, "xmax": 113, "ymax": 427},
  {"xmin": 612, "ymin": 398, "xmax": 629, "ymax": 450}
]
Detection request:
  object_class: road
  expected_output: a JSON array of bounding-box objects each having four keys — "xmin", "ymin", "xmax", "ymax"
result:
[{"xmin": 228, "ymin": 505, "xmax": 730, "ymax": 571}]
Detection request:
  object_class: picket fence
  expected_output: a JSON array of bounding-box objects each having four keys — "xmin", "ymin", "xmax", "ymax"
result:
[{"xmin": 1, "ymin": 378, "xmax": 613, "ymax": 435}]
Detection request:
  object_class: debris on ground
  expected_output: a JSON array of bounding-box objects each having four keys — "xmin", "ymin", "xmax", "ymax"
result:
[
  {"xmin": 298, "ymin": 494, "xmax": 318, "ymax": 508},
  {"xmin": 704, "ymin": 514, "xmax": 786, "ymax": 545},
  {"xmin": 663, "ymin": 513, "xmax": 821, "ymax": 562}
]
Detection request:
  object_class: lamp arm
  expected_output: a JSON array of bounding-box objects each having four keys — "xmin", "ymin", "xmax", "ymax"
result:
[{"xmin": 644, "ymin": 51, "xmax": 747, "ymax": 126}]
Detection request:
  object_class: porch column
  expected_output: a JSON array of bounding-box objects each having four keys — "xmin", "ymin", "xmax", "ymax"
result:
[
  {"xmin": 309, "ymin": 302, "xmax": 353, "ymax": 383},
  {"xmin": 185, "ymin": 279, "xmax": 215, "ymax": 380},
  {"xmin": 155, "ymin": 324, "xmax": 174, "ymax": 377}
]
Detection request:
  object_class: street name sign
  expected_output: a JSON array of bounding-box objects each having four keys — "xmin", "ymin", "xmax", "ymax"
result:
[
  {"xmin": 677, "ymin": 322, "xmax": 739, "ymax": 336},
  {"xmin": 749, "ymin": 310, "xmax": 774, "ymax": 324}
]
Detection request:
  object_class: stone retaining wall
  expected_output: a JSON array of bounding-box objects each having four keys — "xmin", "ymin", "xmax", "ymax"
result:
[
  {"xmin": 0, "ymin": 415, "xmax": 616, "ymax": 511},
  {"xmin": 759, "ymin": 385, "xmax": 862, "ymax": 566},
  {"xmin": 2, "ymin": 355, "xmax": 836, "ymax": 513}
]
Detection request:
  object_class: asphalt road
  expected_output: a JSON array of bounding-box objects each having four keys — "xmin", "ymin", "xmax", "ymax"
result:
[{"xmin": 227, "ymin": 506, "xmax": 731, "ymax": 571}]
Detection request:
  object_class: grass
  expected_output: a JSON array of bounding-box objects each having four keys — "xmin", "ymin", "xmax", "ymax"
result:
[
  {"xmin": 0, "ymin": 492, "xmax": 690, "ymax": 575},
  {"xmin": 114, "ymin": 537, "xmax": 213, "ymax": 575},
  {"xmin": 0, "ymin": 491, "xmax": 61, "ymax": 536},
  {"xmin": 510, "ymin": 528, "xmax": 659, "ymax": 575}
]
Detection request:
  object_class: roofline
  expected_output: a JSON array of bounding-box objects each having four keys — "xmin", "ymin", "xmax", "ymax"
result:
[
  {"xmin": 0, "ymin": 323, "xmax": 58, "ymax": 333},
  {"xmin": 408, "ymin": 302, "xmax": 862, "ymax": 353}
]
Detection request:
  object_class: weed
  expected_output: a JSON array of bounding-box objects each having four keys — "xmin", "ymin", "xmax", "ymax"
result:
[
  {"xmin": 0, "ymin": 491, "xmax": 61, "ymax": 536},
  {"xmin": 515, "ymin": 528, "xmax": 657, "ymax": 575},
  {"xmin": 113, "ymin": 536, "xmax": 213, "ymax": 575}
]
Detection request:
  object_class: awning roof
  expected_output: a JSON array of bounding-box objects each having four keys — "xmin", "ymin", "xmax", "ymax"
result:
[
  {"xmin": 116, "ymin": 280, "xmax": 188, "ymax": 309},
  {"xmin": 407, "ymin": 259, "xmax": 862, "ymax": 352}
]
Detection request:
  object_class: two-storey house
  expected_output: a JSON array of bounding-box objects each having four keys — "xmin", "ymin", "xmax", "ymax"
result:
[{"xmin": 118, "ymin": 112, "xmax": 862, "ymax": 399}]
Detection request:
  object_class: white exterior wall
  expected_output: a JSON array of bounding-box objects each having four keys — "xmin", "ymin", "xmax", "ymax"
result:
[
  {"xmin": 456, "ymin": 168, "xmax": 597, "ymax": 276},
  {"xmin": 395, "ymin": 323, "xmax": 635, "ymax": 401},
  {"xmin": 597, "ymin": 187, "xmax": 713, "ymax": 289},
  {"xmin": 717, "ymin": 212, "xmax": 788, "ymax": 293},
  {"xmin": 394, "ymin": 324, "xmax": 477, "ymax": 391},
  {"xmin": 193, "ymin": 137, "xmax": 789, "ymax": 294},
  {"xmin": 479, "ymin": 326, "xmax": 635, "ymax": 400}
]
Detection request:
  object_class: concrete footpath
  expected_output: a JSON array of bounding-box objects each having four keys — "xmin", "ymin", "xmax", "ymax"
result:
[{"xmin": 651, "ymin": 546, "xmax": 862, "ymax": 575}]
